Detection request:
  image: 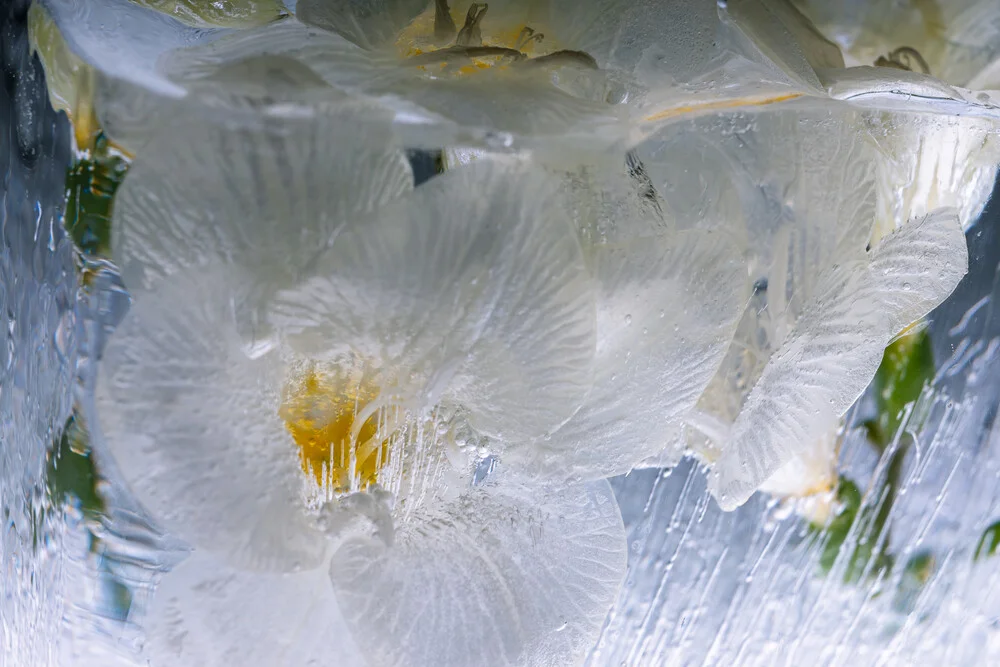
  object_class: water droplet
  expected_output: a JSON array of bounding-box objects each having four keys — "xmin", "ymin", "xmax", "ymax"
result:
[{"xmin": 624, "ymin": 314, "xmax": 632, "ymax": 325}]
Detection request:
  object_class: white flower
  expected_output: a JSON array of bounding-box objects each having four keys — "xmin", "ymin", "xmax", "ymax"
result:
[
  {"xmin": 40, "ymin": 0, "xmax": 860, "ymax": 159},
  {"xmin": 785, "ymin": 0, "xmax": 1000, "ymax": 237},
  {"xmin": 95, "ymin": 106, "xmax": 744, "ymax": 664},
  {"xmin": 866, "ymin": 110, "xmax": 1000, "ymax": 241},
  {"xmin": 793, "ymin": 0, "xmax": 1000, "ymax": 89},
  {"xmin": 629, "ymin": 106, "xmax": 968, "ymax": 509}
]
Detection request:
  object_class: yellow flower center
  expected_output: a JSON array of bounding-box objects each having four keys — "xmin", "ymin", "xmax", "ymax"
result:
[{"xmin": 279, "ymin": 366, "xmax": 393, "ymax": 494}]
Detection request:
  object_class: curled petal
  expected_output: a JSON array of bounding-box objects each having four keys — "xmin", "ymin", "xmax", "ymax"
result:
[
  {"xmin": 527, "ymin": 229, "xmax": 747, "ymax": 480},
  {"xmin": 39, "ymin": 0, "xmax": 224, "ymax": 96},
  {"xmin": 722, "ymin": 0, "xmax": 844, "ymax": 90},
  {"xmin": 328, "ymin": 474, "xmax": 626, "ymax": 667},
  {"xmin": 711, "ymin": 208, "xmax": 968, "ymax": 509}
]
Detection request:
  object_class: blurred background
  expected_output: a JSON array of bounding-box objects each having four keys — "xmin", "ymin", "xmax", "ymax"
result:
[{"xmin": 3, "ymin": 1, "xmax": 1000, "ymax": 664}]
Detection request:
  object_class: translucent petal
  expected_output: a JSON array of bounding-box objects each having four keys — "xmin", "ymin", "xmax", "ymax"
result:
[
  {"xmin": 673, "ymin": 108, "xmax": 877, "ymax": 447},
  {"xmin": 360, "ymin": 71, "xmax": 629, "ymax": 160},
  {"xmin": 112, "ymin": 110, "xmax": 411, "ymax": 291},
  {"xmin": 156, "ymin": 17, "xmax": 628, "ymax": 157},
  {"xmin": 96, "ymin": 49, "xmax": 356, "ymax": 155},
  {"xmin": 795, "ymin": 0, "xmax": 1000, "ymax": 88},
  {"xmin": 603, "ymin": 0, "xmax": 816, "ymax": 129},
  {"xmin": 270, "ymin": 159, "xmax": 595, "ymax": 441},
  {"xmin": 328, "ymin": 474, "xmax": 625, "ymax": 667},
  {"xmin": 723, "ymin": 0, "xmax": 843, "ymax": 90},
  {"xmin": 147, "ymin": 551, "xmax": 364, "ymax": 667},
  {"xmin": 867, "ymin": 111, "xmax": 1000, "ymax": 240},
  {"xmin": 129, "ymin": 0, "xmax": 287, "ymax": 28},
  {"xmin": 820, "ymin": 65, "xmax": 1000, "ymax": 121},
  {"xmin": 710, "ymin": 208, "xmax": 968, "ymax": 509},
  {"xmin": 296, "ymin": 0, "xmax": 428, "ymax": 49},
  {"xmin": 524, "ymin": 229, "xmax": 747, "ymax": 480},
  {"xmin": 161, "ymin": 18, "xmax": 378, "ymax": 92},
  {"xmin": 39, "ymin": 0, "xmax": 225, "ymax": 96},
  {"xmin": 97, "ymin": 268, "xmax": 328, "ymax": 571}
]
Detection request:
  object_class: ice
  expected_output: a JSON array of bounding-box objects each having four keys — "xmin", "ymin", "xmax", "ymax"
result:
[
  {"xmin": 1, "ymin": 3, "xmax": 74, "ymax": 664},
  {"xmin": 590, "ymin": 191, "xmax": 1000, "ymax": 664},
  {"xmin": 6, "ymin": 1, "xmax": 1000, "ymax": 665}
]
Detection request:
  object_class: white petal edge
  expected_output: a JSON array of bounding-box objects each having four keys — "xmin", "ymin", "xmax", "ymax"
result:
[
  {"xmin": 710, "ymin": 208, "xmax": 968, "ymax": 509},
  {"xmin": 146, "ymin": 550, "xmax": 365, "ymax": 667},
  {"xmin": 522, "ymin": 228, "xmax": 748, "ymax": 481},
  {"xmin": 112, "ymin": 110, "xmax": 411, "ymax": 291},
  {"xmin": 328, "ymin": 473, "xmax": 626, "ymax": 667},
  {"xmin": 97, "ymin": 267, "xmax": 328, "ymax": 572}
]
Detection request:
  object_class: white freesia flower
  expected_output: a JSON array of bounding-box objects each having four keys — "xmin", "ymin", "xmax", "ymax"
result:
[
  {"xmin": 632, "ymin": 107, "xmax": 968, "ymax": 509},
  {"xmin": 783, "ymin": 1, "xmax": 1000, "ymax": 238},
  {"xmin": 40, "ymin": 0, "xmax": 861, "ymax": 160},
  {"xmin": 865, "ymin": 106, "xmax": 1000, "ymax": 241},
  {"xmin": 95, "ymin": 106, "xmax": 744, "ymax": 663},
  {"xmin": 793, "ymin": 0, "xmax": 1000, "ymax": 89}
]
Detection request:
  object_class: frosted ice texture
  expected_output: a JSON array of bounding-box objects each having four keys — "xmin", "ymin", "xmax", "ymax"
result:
[{"xmin": 0, "ymin": 3, "xmax": 74, "ymax": 664}]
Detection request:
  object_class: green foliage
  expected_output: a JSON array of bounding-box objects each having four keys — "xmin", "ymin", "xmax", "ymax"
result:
[
  {"xmin": 864, "ymin": 328, "xmax": 934, "ymax": 452},
  {"xmin": 813, "ymin": 475, "xmax": 894, "ymax": 584},
  {"xmin": 64, "ymin": 134, "xmax": 128, "ymax": 258},
  {"xmin": 814, "ymin": 328, "xmax": 934, "ymax": 585},
  {"xmin": 47, "ymin": 415, "xmax": 104, "ymax": 519},
  {"xmin": 974, "ymin": 520, "xmax": 1000, "ymax": 562}
]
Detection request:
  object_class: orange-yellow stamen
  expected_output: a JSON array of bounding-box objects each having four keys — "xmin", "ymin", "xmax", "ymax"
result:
[{"xmin": 280, "ymin": 368, "xmax": 391, "ymax": 494}]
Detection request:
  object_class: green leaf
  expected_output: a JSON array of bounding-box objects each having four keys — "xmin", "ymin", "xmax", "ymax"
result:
[
  {"xmin": 974, "ymin": 520, "xmax": 1000, "ymax": 562},
  {"xmin": 47, "ymin": 415, "xmax": 105, "ymax": 519},
  {"xmin": 812, "ymin": 326, "xmax": 936, "ymax": 584},
  {"xmin": 868, "ymin": 327, "xmax": 934, "ymax": 452},
  {"xmin": 814, "ymin": 477, "xmax": 861, "ymax": 574},
  {"xmin": 812, "ymin": 477, "xmax": 893, "ymax": 584},
  {"xmin": 64, "ymin": 136, "xmax": 129, "ymax": 259}
]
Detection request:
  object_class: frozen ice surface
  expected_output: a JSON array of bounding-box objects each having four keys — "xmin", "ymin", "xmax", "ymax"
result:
[
  {"xmin": 592, "ymin": 194, "xmax": 1000, "ymax": 664},
  {"xmin": 2, "ymin": 4, "xmax": 162, "ymax": 666},
  {"xmin": 6, "ymin": 2, "xmax": 1000, "ymax": 665},
  {"xmin": 1, "ymin": 2, "xmax": 74, "ymax": 664}
]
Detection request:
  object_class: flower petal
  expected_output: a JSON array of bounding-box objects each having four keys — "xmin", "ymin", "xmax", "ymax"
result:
[
  {"xmin": 146, "ymin": 551, "xmax": 365, "ymax": 667},
  {"xmin": 723, "ymin": 0, "xmax": 844, "ymax": 90},
  {"xmin": 328, "ymin": 473, "xmax": 625, "ymax": 667},
  {"xmin": 710, "ymin": 208, "xmax": 968, "ymax": 509},
  {"xmin": 270, "ymin": 159, "xmax": 595, "ymax": 441},
  {"xmin": 867, "ymin": 111, "xmax": 1000, "ymax": 240},
  {"xmin": 796, "ymin": 0, "xmax": 1000, "ymax": 88},
  {"xmin": 130, "ymin": 0, "xmax": 286, "ymax": 28},
  {"xmin": 97, "ymin": 267, "xmax": 328, "ymax": 572},
  {"xmin": 112, "ymin": 110, "xmax": 411, "ymax": 290},
  {"xmin": 39, "ymin": 0, "xmax": 224, "ymax": 97},
  {"xmin": 524, "ymin": 228, "xmax": 747, "ymax": 480},
  {"xmin": 296, "ymin": 0, "xmax": 428, "ymax": 50},
  {"xmin": 664, "ymin": 108, "xmax": 876, "ymax": 459}
]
